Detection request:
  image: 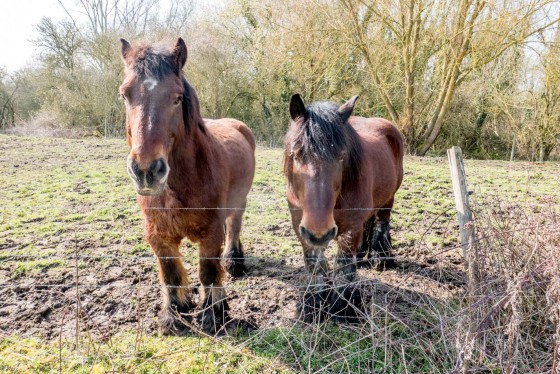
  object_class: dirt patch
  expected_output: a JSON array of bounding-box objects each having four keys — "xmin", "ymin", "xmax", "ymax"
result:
[{"xmin": 0, "ymin": 235, "xmax": 465, "ymax": 340}]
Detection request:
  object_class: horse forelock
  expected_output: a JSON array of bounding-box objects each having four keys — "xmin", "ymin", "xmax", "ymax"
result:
[
  {"xmin": 283, "ymin": 101, "xmax": 363, "ymax": 182},
  {"xmin": 128, "ymin": 44, "xmax": 179, "ymax": 79}
]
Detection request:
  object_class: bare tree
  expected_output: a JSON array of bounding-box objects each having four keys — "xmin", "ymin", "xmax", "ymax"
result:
[
  {"xmin": 533, "ymin": 26, "xmax": 560, "ymax": 161},
  {"xmin": 336, "ymin": 0, "xmax": 560, "ymax": 155},
  {"xmin": 0, "ymin": 69, "xmax": 17, "ymax": 130},
  {"xmin": 35, "ymin": 17, "xmax": 82, "ymax": 72}
]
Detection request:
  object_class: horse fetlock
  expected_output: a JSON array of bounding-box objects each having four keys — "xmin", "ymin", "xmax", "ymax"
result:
[
  {"xmin": 159, "ymin": 296, "xmax": 195, "ymax": 336},
  {"xmin": 222, "ymin": 243, "xmax": 246, "ymax": 277},
  {"xmin": 369, "ymin": 222, "xmax": 396, "ymax": 270},
  {"xmin": 296, "ymin": 274, "xmax": 329, "ymax": 322},
  {"xmin": 356, "ymin": 241, "xmax": 367, "ymax": 260},
  {"xmin": 303, "ymin": 251, "xmax": 328, "ymax": 275},
  {"xmin": 297, "ymin": 288, "xmax": 328, "ymax": 323}
]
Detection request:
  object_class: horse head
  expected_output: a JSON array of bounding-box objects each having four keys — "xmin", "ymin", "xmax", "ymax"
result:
[
  {"xmin": 119, "ymin": 38, "xmax": 188, "ymax": 196},
  {"xmin": 285, "ymin": 94, "xmax": 360, "ymax": 247}
]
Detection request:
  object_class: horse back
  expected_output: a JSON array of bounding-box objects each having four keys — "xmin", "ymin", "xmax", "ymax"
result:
[{"xmin": 349, "ymin": 116, "xmax": 404, "ymax": 204}]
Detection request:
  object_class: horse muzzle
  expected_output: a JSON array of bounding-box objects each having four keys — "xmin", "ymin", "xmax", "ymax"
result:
[
  {"xmin": 299, "ymin": 225, "xmax": 337, "ymax": 247},
  {"xmin": 127, "ymin": 156, "xmax": 169, "ymax": 196}
]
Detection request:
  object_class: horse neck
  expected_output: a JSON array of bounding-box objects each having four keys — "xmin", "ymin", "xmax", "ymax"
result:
[{"xmin": 167, "ymin": 118, "xmax": 212, "ymax": 192}]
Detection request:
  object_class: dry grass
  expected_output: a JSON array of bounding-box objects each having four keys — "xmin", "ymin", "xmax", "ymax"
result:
[
  {"xmin": 3, "ymin": 112, "xmax": 92, "ymax": 138},
  {"xmin": 455, "ymin": 201, "xmax": 560, "ymax": 372}
]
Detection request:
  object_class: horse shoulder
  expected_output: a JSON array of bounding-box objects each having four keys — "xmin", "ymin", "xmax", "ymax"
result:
[{"xmin": 203, "ymin": 118, "xmax": 256, "ymax": 203}]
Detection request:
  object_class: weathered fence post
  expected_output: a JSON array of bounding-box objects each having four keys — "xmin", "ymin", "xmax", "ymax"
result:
[
  {"xmin": 447, "ymin": 146, "xmax": 480, "ymax": 372},
  {"xmin": 447, "ymin": 146, "xmax": 479, "ymax": 284}
]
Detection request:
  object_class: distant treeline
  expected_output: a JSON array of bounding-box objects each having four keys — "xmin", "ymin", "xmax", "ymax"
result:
[{"xmin": 1, "ymin": 0, "xmax": 560, "ymax": 160}]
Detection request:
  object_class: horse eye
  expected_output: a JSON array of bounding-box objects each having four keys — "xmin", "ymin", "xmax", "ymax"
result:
[{"xmin": 175, "ymin": 95, "xmax": 183, "ymax": 105}]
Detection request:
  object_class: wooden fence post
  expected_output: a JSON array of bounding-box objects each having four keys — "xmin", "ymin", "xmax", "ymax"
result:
[
  {"xmin": 447, "ymin": 146, "xmax": 479, "ymax": 284},
  {"xmin": 447, "ymin": 146, "xmax": 480, "ymax": 372}
]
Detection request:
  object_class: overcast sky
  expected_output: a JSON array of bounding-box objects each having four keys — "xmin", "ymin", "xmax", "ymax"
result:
[
  {"xmin": 0, "ymin": 0, "xmax": 76, "ymax": 72},
  {"xmin": 0, "ymin": 0, "xmax": 208, "ymax": 73}
]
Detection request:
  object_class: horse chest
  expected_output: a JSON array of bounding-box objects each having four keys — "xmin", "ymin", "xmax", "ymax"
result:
[{"xmin": 140, "ymin": 190, "xmax": 220, "ymax": 242}]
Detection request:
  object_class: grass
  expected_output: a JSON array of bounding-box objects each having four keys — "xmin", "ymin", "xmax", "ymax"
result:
[{"xmin": 0, "ymin": 134, "xmax": 559, "ymax": 372}]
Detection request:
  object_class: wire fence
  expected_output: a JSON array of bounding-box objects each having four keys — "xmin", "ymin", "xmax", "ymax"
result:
[{"xmin": 1, "ymin": 190, "xmax": 560, "ymax": 372}]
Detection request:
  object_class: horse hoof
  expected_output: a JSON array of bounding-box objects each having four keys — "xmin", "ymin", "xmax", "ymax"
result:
[
  {"xmin": 357, "ymin": 257, "xmax": 374, "ymax": 269},
  {"xmin": 327, "ymin": 286, "xmax": 363, "ymax": 324},
  {"xmin": 225, "ymin": 318, "xmax": 257, "ymax": 335},
  {"xmin": 224, "ymin": 260, "xmax": 246, "ymax": 278},
  {"xmin": 158, "ymin": 298, "xmax": 196, "ymax": 336},
  {"xmin": 200, "ymin": 299, "xmax": 230, "ymax": 335},
  {"xmin": 375, "ymin": 258, "xmax": 397, "ymax": 271},
  {"xmin": 296, "ymin": 290, "xmax": 327, "ymax": 323},
  {"xmin": 159, "ymin": 309, "xmax": 192, "ymax": 336}
]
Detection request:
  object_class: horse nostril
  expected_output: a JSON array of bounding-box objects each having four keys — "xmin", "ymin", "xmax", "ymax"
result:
[
  {"xmin": 149, "ymin": 158, "xmax": 167, "ymax": 181},
  {"xmin": 299, "ymin": 225, "xmax": 310, "ymax": 240},
  {"xmin": 325, "ymin": 227, "xmax": 337, "ymax": 241},
  {"xmin": 127, "ymin": 158, "xmax": 143, "ymax": 181}
]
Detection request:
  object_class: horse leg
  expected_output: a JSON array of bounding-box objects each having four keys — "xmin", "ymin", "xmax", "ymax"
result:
[
  {"xmin": 328, "ymin": 232, "xmax": 363, "ymax": 322},
  {"xmin": 298, "ymin": 244, "xmax": 330, "ymax": 323},
  {"xmin": 148, "ymin": 235, "xmax": 195, "ymax": 336},
  {"xmin": 369, "ymin": 203, "xmax": 397, "ymax": 271},
  {"xmin": 289, "ymin": 205, "xmax": 329, "ymax": 322},
  {"xmin": 357, "ymin": 215, "xmax": 375, "ymax": 267},
  {"xmin": 199, "ymin": 234, "xmax": 229, "ymax": 334},
  {"xmin": 222, "ymin": 205, "xmax": 246, "ymax": 277}
]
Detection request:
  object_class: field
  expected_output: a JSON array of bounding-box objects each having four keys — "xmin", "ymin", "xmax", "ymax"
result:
[{"xmin": 0, "ymin": 134, "xmax": 559, "ymax": 373}]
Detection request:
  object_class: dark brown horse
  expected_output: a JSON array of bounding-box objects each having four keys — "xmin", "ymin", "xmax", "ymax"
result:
[
  {"xmin": 119, "ymin": 38, "xmax": 255, "ymax": 334},
  {"xmin": 284, "ymin": 94, "xmax": 404, "ymax": 322}
]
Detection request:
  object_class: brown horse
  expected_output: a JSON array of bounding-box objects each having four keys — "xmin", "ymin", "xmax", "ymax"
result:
[
  {"xmin": 284, "ymin": 94, "xmax": 404, "ymax": 322},
  {"xmin": 119, "ymin": 38, "xmax": 255, "ymax": 334}
]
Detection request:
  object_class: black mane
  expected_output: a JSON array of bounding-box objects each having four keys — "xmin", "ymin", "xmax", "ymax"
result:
[
  {"xmin": 131, "ymin": 45, "xmax": 180, "ymax": 79},
  {"xmin": 284, "ymin": 101, "xmax": 363, "ymax": 180},
  {"xmin": 130, "ymin": 44, "xmax": 205, "ymax": 134}
]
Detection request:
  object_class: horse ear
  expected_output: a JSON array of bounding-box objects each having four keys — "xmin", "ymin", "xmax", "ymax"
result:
[
  {"xmin": 338, "ymin": 95, "xmax": 359, "ymax": 122},
  {"xmin": 120, "ymin": 38, "xmax": 131, "ymax": 62},
  {"xmin": 173, "ymin": 38, "xmax": 188, "ymax": 72},
  {"xmin": 289, "ymin": 94, "xmax": 306, "ymax": 121}
]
